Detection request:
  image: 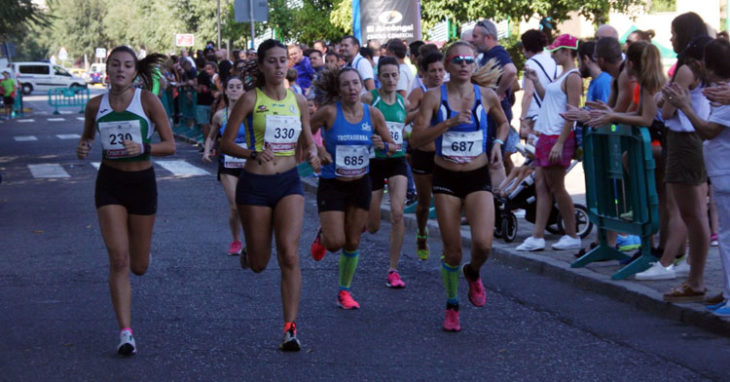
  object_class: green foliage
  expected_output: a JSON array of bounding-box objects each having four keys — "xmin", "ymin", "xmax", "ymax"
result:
[
  {"xmin": 0, "ymin": 0, "xmax": 50, "ymax": 41},
  {"xmin": 649, "ymin": 0, "xmax": 676, "ymax": 13},
  {"xmin": 330, "ymin": 0, "xmax": 352, "ymax": 34}
]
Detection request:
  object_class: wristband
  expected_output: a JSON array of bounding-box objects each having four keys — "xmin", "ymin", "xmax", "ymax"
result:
[
  {"xmin": 249, "ymin": 151, "xmax": 258, "ymax": 160},
  {"xmin": 493, "ymin": 138, "xmax": 504, "ymax": 146},
  {"xmin": 143, "ymin": 143, "xmax": 151, "ymax": 154}
]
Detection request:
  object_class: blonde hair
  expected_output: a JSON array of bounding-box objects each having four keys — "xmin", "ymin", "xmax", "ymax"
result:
[{"xmin": 627, "ymin": 41, "xmax": 665, "ymax": 94}]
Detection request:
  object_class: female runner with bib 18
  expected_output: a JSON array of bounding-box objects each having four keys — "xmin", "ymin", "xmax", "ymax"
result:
[{"xmin": 76, "ymin": 46, "xmax": 175, "ymax": 356}]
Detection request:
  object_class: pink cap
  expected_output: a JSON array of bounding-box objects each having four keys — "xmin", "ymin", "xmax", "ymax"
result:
[{"xmin": 547, "ymin": 34, "xmax": 579, "ymax": 51}]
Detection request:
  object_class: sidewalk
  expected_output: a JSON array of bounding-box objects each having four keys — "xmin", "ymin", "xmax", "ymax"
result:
[{"xmin": 300, "ymin": 175, "xmax": 730, "ymax": 336}]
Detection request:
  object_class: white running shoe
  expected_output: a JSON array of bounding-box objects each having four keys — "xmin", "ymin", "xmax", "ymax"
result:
[
  {"xmin": 516, "ymin": 236, "xmax": 546, "ymax": 251},
  {"xmin": 551, "ymin": 235, "xmax": 582, "ymax": 250},
  {"xmin": 635, "ymin": 262, "xmax": 677, "ymax": 281},
  {"xmin": 117, "ymin": 329, "xmax": 137, "ymax": 356},
  {"xmin": 673, "ymin": 259, "xmax": 690, "ymax": 277}
]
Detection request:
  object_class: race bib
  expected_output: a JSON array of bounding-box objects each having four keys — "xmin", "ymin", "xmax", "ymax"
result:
[
  {"xmin": 441, "ymin": 130, "xmax": 483, "ymax": 163},
  {"xmin": 335, "ymin": 145, "xmax": 369, "ymax": 177},
  {"xmin": 223, "ymin": 142, "xmax": 248, "ymax": 168},
  {"xmin": 386, "ymin": 121, "xmax": 404, "ymax": 151},
  {"xmin": 99, "ymin": 120, "xmax": 143, "ymax": 158},
  {"xmin": 264, "ymin": 115, "xmax": 301, "ymax": 154}
]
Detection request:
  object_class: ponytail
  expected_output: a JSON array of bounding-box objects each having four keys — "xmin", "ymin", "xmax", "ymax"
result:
[
  {"xmin": 137, "ymin": 53, "xmax": 166, "ymax": 91},
  {"xmin": 471, "ymin": 57, "xmax": 502, "ymax": 89},
  {"xmin": 312, "ymin": 66, "xmax": 361, "ymax": 105},
  {"xmin": 639, "ymin": 43, "xmax": 665, "ymax": 94}
]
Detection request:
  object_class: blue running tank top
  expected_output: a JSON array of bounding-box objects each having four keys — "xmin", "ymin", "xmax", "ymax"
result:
[
  {"xmin": 219, "ymin": 107, "xmax": 248, "ymax": 168},
  {"xmin": 431, "ymin": 84, "xmax": 492, "ymax": 164},
  {"xmin": 321, "ymin": 102, "xmax": 374, "ymax": 179}
]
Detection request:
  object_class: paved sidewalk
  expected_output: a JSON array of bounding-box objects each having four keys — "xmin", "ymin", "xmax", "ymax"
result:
[{"xmin": 300, "ymin": 176, "xmax": 730, "ymax": 335}]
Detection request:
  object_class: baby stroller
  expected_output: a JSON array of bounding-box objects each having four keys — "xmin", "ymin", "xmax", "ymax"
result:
[{"xmin": 493, "ymin": 144, "xmax": 593, "ymax": 243}]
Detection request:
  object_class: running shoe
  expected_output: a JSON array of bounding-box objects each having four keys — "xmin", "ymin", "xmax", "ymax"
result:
[
  {"xmin": 337, "ymin": 290, "xmax": 360, "ymax": 310},
  {"xmin": 442, "ymin": 308, "xmax": 461, "ymax": 332},
  {"xmin": 707, "ymin": 299, "xmax": 728, "ymax": 311},
  {"xmin": 417, "ymin": 232, "xmax": 429, "ymax": 261},
  {"xmin": 117, "ymin": 329, "xmax": 137, "ymax": 356},
  {"xmin": 279, "ymin": 322, "xmax": 301, "ymax": 352},
  {"xmin": 673, "ymin": 258, "xmax": 690, "ymax": 277},
  {"xmin": 228, "ymin": 240, "xmax": 242, "ymax": 256},
  {"xmin": 386, "ymin": 270, "xmax": 406, "ymax": 288},
  {"xmin": 714, "ymin": 302, "xmax": 730, "ymax": 317},
  {"xmin": 635, "ymin": 262, "xmax": 676, "ymax": 280},
  {"xmin": 551, "ymin": 235, "xmax": 582, "ymax": 250},
  {"xmin": 711, "ymin": 233, "xmax": 719, "ymax": 247},
  {"xmin": 310, "ymin": 227, "xmax": 326, "ymax": 261},
  {"xmin": 516, "ymin": 236, "xmax": 545, "ymax": 251},
  {"xmin": 616, "ymin": 235, "xmax": 641, "ymax": 252},
  {"xmin": 463, "ymin": 264, "xmax": 486, "ymax": 307}
]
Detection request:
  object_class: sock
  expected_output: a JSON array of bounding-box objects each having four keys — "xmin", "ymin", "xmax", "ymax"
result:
[
  {"xmin": 284, "ymin": 322, "xmax": 296, "ymax": 332},
  {"xmin": 441, "ymin": 260, "xmax": 459, "ymax": 306},
  {"xmin": 338, "ymin": 249, "xmax": 360, "ymax": 290},
  {"xmin": 120, "ymin": 327, "xmax": 133, "ymax": 335}
]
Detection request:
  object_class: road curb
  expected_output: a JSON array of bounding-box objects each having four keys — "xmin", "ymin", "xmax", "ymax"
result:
[{"xmin": 301, "ymin": 176, "xmax": 730, "ymax": 336}]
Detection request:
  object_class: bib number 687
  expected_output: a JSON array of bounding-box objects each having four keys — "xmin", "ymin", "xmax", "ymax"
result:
[{"xmin": 450, "ymin": 141, "xmax": 473, "ymax": 152}]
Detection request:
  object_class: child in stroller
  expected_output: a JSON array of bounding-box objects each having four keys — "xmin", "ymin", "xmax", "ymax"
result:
[{"xmin": 493, "ymin": 141, "xmax": 593, "ymax": 242}]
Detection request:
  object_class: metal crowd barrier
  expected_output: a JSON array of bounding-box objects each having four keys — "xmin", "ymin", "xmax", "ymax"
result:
[{"xmin": 48, "ymin": 87, "xmax": 89, "ymax": 115}]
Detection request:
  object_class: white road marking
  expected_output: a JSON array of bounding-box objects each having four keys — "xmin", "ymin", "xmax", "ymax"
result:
[
  {"xmin": 14, "ymin": 136, "xmax": 38, "ymax": 142},
  {"xmin": 90, "ymin": 162, "xmax": 101, "ymax": 170},
  {"xmin": 59, "ymin": 111, "xmax": 74, "ymax": 114},
  {"xmin": 28, "ymin": 163, "xmax": 70, "ymax": 178},
  {"xmin": 155, "ymin": 160, "xmax": 210, "ymax": 177},
  {"xmin": 47, "ymin": 118, "xmax": 66, "ymax": 122},
  {"xmin": 17, "ymin": 119, "xmax": 35, "ymax": 123},
  {"xmin": 76, "ymin": 117, "xmax": 85, "ymax": 121},
  {"xmin": 56, "ymin": 134, "xmax": 81, "ymax": 139}
]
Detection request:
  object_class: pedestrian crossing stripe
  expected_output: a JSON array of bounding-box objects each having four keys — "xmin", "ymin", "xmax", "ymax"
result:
[
  {"xmin": 155, "ymin": 160, "xmax": 210, "ymax": 177},
  {"xmin": 90, "ymin": 162, "xmax": 101, "ymax": 170},
  {"xmin": 56, "ymin": 134, "xmax": 81, "ymax": 139},
  {"xmin": 28, "ymin": 163, "xmax": 70, "ymax": 178},
  {"xmin": 77, "ymin": 117, "xmax": 85, "ymax": 121},
  {"xmin": 17, "ymin": 119, "xmax": 35, "ymax": 123},
  {"xmin": 48, "ymin": 118, "xmax": 66, "ymax": 122},
  {"xmin": 14, "ymin": 136, "xmax": 38, "ymax": 141}
]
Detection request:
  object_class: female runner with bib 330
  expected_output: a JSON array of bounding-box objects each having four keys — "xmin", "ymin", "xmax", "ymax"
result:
[
  {"xmin": 411, "ymin": 41, "xmax": 508, "ymax": 332},
  {"xmin": 309, "ymin": 67, "xmax": 396, "ymax": 310},
  {"xmin": 221, "ymin": 39, "xmax": 320, "ymax": 352},
  {"xmin": 76, "ymin": 46, "xmax": 175, "ymax": 356}
]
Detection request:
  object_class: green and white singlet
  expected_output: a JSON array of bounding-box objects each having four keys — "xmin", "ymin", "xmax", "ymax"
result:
[{"xmin": 95, "ymin": 88, "xmax": 154, "ymax": 162}]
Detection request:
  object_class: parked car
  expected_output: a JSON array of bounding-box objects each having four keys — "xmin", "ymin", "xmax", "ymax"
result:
[
  {"xmin": 87, "ymin": 63, "xmax": 106, "ymax": 85},
  {"xmin": 11, "ymin": 62, "xmax": 87, "ymax": 95}
]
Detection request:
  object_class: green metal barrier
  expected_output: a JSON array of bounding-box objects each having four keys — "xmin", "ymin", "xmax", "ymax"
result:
[
  {"xmin": 48, "ymin": 87, "xmax": 89, "ymax": 114},
  {"xmin": 571, "ymin": 124, "xmax": 659, "ymax": 279},
  {"xmin": 12, "ymin": 90, "xmax": 23, "ymax": 117}
]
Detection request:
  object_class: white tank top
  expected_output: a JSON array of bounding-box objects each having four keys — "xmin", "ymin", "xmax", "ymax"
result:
[
  {"xmin": 534, "ymin": 69, "xmax": 578, "ymax": 136},
  {"xmin": 665, "ymin": 85, "xmax": 710, "ymax": 133}
]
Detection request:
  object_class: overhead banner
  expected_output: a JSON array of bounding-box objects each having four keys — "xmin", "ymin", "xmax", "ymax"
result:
[{"xmin": 355, "ymin": 0, "xmax": 421, "ymax": 44}]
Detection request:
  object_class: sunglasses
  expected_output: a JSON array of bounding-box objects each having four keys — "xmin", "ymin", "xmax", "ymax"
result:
[{"xmin": 448, "ymin": 55, "xmax": 476, "ymax": 65}]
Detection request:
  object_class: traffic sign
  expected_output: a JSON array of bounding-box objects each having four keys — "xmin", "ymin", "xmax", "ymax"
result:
[
  {"xmin": 95, "ymin": 48, "xmax": 107, "ymax": 59},
  {"xmin": 234, "ymin": 0, "xmax": 268, "ymax": 22},
  {"xmin": 58, "ymin": 47, "xmax": 68, "ymax": 61},
  {"xmin": 175, "ymin": 34, "xmax": 195, "ymax": 47}
]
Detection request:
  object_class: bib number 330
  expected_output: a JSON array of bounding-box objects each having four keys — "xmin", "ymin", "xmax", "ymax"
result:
[{"xmin": 264, "ymin": 115, "xmax": 301, "ymax": 154}]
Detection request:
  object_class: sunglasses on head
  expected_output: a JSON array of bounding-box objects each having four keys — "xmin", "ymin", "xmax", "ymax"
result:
[{"xmin": 448, "ymin": 55, "xmax": 476, "ymax": 65}]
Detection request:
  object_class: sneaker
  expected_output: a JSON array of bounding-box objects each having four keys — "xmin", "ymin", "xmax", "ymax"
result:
[
  {"xmin": 711, "ymin": 233, "xmax": 719, "ymax": 247},
  {"xmin": 279, "ymin": 322, "xmax": 301, "ymax": 352},
  {"xmin": 673, "ymin": 259, "xmax": 690, "ymax": 277},
  {"xmin": 442, "ymin": 308, "xmax": 461, "ymax": 332},
  {"xmin": 712, "ymin": 302, "xmax": 730, "ymax": 316},
  {"xmin": 635, "ymin": 262, "xmax": 676, "ymax": 280},
  {"xmin": 463, "ymin": 264, "xmax": 486, "ymax": 307},
  {"xmin": 310, "ymin": 227, "xmax": 326, "ymax": 261},
  {"xmin": 228, "ymin": 240, "xmax": 242, "ymax": 256},
  {"xmin": 117, "ymin": 329, "xmax": 137, "ymax": 356},
  {"xmin": 337, "ymin": 290, "xmax": 360, "ymax": 310},
  {"xmin": 551, "ymin": 235, "xmax": 581, "ymax": 250},
  {"xmin": 707, "ymin": 300, "xmax": 728, "ymax": 311},
  {"xmin": 516, "ymin": 236, "xmax": 545, "ymax": 251},
  {"xmin": 616, "ymin": 235, "xmax": 641, "ymax": 252},
  {"xmin": 386, "ymin": 270, "xmax": 406, "ymax": 288}
]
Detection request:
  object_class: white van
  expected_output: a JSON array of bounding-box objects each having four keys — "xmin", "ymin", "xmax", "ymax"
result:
[{"xmin": 11, "ymin": 62, "xmax": 87, "ymax": 95}]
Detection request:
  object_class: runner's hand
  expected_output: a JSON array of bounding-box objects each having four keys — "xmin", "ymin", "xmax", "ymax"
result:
[
  {"xmin": 371, "ymin": 134, "xmax": 385, "ymax": 150},
  {"xmin": 489, "ymin": 143, "xmax": 502, "ymax": 165},
  {"xmin": 256, "ymin": 148, "xmax": 274, "ymax": 164},
  {"xmin": 317, "ymin": 145, "xmax": 332, "ymax": 165},
  {"xmin": 307, "ymin": 145, "xmax": 321, "ymax": 173},
  {"xmin": 123, "ymin": 140, "xmax": 143, "ymax": 156},
  {"xmin": 76, "ymin": 140, "xmax": 92, "ymax": 159},
  {"xmin": 202, "ymin": 152, "xmax": 212, "ymax": 162}
]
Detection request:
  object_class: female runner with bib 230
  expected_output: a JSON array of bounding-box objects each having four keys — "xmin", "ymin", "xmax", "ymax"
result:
[
  {"xmin": 76, "ymin": 46, "xmax": 175, "ymax": 356},
  {"xmin": 309, "ymin": 67, "xmax": 396, "ymax": 310},
  {"xmin": 411, "ymin": 41, "xmax": 508, "ymax": 332},
  {"xmin": 221, "ymin": 39, "xmax": 320, "ymax": 352}
]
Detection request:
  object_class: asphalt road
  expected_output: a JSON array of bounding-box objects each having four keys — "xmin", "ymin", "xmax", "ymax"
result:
[{"xmin": 1, "ymin": 95, "xmax": 729, "ymax": 381}]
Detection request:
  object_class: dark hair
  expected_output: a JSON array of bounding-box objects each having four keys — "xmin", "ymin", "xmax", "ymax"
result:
[
  {"xmin": 205, "ymin": 61, "xmax": 218, "ymax": 72},
  {"xmin": 313, "ymin": 40, "xmax": 326, "ymax": 49},
  {"xmin": 312, "ymin": 67, "xmax": 362, "ymax": 105},
  {"xmin": 239, "ymin": 59, "xmax": 259, "ymax": 91},
  {"xmin": 418, "ymin": 52, "xmax": 443, "ymax": 71},
  {"xmin": 221, "ymin": 75, "xmax": 244, "ymax": 107},
  {"xmin": 409, "ymin": 40, "xmax": 425, "ymax": 58},
  {"xmin": 387, "ymin": 39, "xmax": 407, "ymax": 59},
  {"xmin": 671, "ymin": 12, "xmax": 708, "ymax": 53},
  {"xmin": 106, "ymin": 46, "xmax": 166, "ymax": 91},
  {"xmin": 520, "ymin": 30, "xmax": 548, "ymax": 53},
  {"xmin": 341, "ymin": 35, "xmax": 360, "ymax": 47},
  {"xmin": 718, "ymin": 31, "xmax": 729, "ymax": 40},
  {"xmin": 286, "ymin": 68, "xmax": 298, "ymax": 82},
  {"xmin": 674, "ymin": 35, "xmax": 712, "ymax": 84},
  {"xmin": 628, "ymin": 29, "xmax": 655, "ymax": 43},
  {"xmin": 577, "ymin": 40, "xmax": 596, "ymax": 62},
  {"xmin": 595, "ymin": 37, "xmax": 622, "ymax": 64},
  {"xmin": 704, "ymin": 38, "xmax": 730, "ymax": 78},
  {"xmin": 377, "ymin": 56, "xmax": 399, "ymax": 74},
  {"xmin": 359, "ymin": 47, "xmax": 374, "ymax": 60},
  {"xmin": 252, "ymin": 39, "xmax": 288, "ymax": 87},
  {"xmin": 306, "ymin": 49, "xmax": 322, "ymax": 59},
  {"xmin": 419, "ymin": 43, "xmax": 439, "ymax": 57},
  {"xmin": 325, "ymin": 51, "xmax": 339, "ymax": 60}
]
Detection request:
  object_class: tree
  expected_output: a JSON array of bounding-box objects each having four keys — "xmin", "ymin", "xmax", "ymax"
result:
[{"xmin": 0, "ymin": 0, "xmax": 50, "ymax": 41}]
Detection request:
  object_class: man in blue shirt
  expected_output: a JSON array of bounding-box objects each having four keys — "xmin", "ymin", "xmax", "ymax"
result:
[
  {"xmin": 578, "ymin": 41, "xmax": 612, "ymax": 103},
  {"xmin": 288, "ymin": 43, "xmax": 316, "ymax": 92},
  {"xmin": 472, "ymin": 19, "xmax": 517, "ymax": 123}
]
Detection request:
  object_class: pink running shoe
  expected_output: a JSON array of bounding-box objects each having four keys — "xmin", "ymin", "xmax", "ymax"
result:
[
  {"xmin": 442, "ymin": 308, "xmax": 461, "ymax": 332},
  {"xmin": 386, "ymin": 270, "xmax": 406, "ymax": 288},
  {"xmin": 228, "ymin": 240, "xmax": 242, "ymax": 256},
  {"xmin": 463, "ymin": 265, "xmax": 486, "ymax": 307},
  {"xmin": 310, "ymin": 227, "xmax": 326, "ymax": 261},
  {"xmin": 337, "ymin": 290, "xmax": 360, "ymax": 310}
]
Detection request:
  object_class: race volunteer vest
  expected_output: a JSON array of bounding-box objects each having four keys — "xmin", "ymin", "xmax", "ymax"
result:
[
  {"xmin": 432, "ymin": 84, "xmax": 491, "ymax": 164},
  {"xmin": 95, "ymin": 88, "xmax": 154, "ymax": 162},
  {"xmin": 321, "ymin": 102, "xmax": 374, "ymax": 179},
  {"xmin": 219, "ymin": 107, "xmax": 248, "ymax": 169},
  {"xmin": 370, "ymin": 89, "xmax": 406, "ymax": 159},
  {"xmin": 246, "ymin": 88, "xmax": 301, "ymax": 156}
]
